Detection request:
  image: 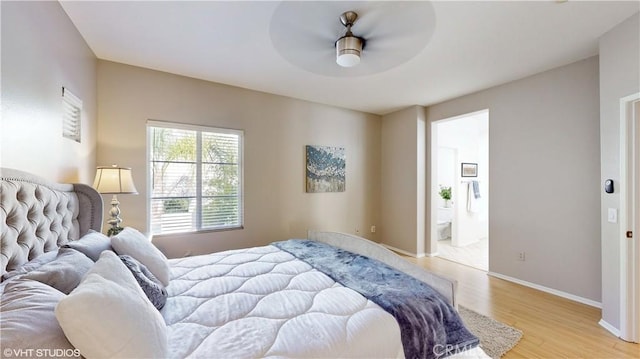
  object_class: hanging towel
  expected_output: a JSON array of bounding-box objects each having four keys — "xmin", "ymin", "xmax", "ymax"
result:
[
  {"xmin": 467, "ymin": 182, "xmax": 481, "ymax": 213},
  {"xmin": 472, "ymin": 180, "xmax": 481, "ymax": 199}
]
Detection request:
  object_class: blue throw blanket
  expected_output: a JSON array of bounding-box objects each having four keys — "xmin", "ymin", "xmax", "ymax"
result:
[{"xmin": 273, "ymin": 240, "xmax": 479, "ymax": 359}]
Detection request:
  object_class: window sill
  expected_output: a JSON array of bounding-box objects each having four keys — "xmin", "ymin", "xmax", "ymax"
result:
[{"xmin": 151, "ymin": 225, "xmax": 244, "ymax": 240}]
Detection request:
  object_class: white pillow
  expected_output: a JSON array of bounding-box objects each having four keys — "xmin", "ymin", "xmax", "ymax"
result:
[
  {"xmin": 63, "ymin": 230, "xmax": 113, "ymax": 261},
  {"xmin": 55, "ymin": 253, "xmax": 168, "ymax": 359},
  {"xmin": 111, "ymin": 227, "xmax": 170, "ymax": 286},
  {"xmin": 85, "ymin": 251, "xmax": 144, "ymax": 294}
]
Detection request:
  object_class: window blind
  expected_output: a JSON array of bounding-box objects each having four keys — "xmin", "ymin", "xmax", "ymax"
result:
[{"xmin": 148, "ymin": 121, "xmax": 243, "ymax": 235}]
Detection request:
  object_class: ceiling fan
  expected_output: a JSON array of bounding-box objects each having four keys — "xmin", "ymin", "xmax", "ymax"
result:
[
  {"xmin": 269, "ymin": 1, "xmax": 436, "ymax": 77},
  {"xmin": 335, "ymin": 11, "xmax": 365, "ymax": 68}
]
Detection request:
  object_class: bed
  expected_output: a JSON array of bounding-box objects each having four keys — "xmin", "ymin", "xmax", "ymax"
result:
[{"xmin": 1, "ymin": 168, "xmax": 489, "ymax": 359}]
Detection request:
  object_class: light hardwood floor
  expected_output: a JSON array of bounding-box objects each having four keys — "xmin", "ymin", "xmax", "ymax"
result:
[{"xmin": 403, "ymin": 256, "xmax": 639, "ymax": 358}]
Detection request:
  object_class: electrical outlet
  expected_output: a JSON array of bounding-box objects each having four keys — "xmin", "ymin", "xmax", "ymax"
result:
[
  {"xmin": 518, "ymin": 252, "xmax": 526, "ymax": 261},
  {"xmin": 355, "ymin": 227, "xmax": 360, "ymax": 234},
  {"xmin": 370, "ymin": 225, "xmax": 376, "ymax": 233}
]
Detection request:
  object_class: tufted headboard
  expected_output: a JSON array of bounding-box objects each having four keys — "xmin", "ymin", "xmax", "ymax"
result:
[{"xmin": 1, "ymin": 168, "xmax": 103, "ymax": 276}]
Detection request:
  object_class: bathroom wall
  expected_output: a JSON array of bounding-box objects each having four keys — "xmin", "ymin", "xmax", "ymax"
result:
[
  {"xmin": 436, "ymin": 111, "xmax": 489, "ymax": 247},
  {"xmin": 437, "ymin": 147, "xmax": 456, "ymax": 208}
]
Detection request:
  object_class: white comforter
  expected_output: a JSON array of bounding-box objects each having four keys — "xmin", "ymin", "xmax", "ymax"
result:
[{"xmin": 162, "ymin": 245, "xmax": 404, "ymax": 358}]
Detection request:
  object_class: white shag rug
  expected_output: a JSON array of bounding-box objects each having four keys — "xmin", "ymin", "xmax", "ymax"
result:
[{"xmin": 459, "ymin": 306, "xmax": 523, "ymax": 358}]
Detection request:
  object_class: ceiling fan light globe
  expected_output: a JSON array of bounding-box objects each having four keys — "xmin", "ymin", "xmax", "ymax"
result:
[
  {"xmin": 336, "ymin": 36, "xmax": 363, "ymax": 67},
  {"xmin": 337, "ymin": 52, "xmax": 360, "ymax": 67}
]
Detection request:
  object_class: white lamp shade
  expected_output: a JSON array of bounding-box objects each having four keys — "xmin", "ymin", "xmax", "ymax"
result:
[{"xmin": 93, "ymin": 166, "xmax": 138, "ymax": 194}]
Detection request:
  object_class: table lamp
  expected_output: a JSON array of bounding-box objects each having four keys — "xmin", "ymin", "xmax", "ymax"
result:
[{"xmin": 93, "ymin": 165, "xmax": 138, "ymax": 236}]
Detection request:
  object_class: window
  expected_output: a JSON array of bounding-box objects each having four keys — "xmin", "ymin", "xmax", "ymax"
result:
[{"xmin": 147, "ymin": 121, "xmax": 243, "ymax": 235}]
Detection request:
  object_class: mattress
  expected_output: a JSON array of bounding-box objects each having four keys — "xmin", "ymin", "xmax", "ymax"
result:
[{"xmin": 163, "ymin": 245, "xmax": 404, "ymax": 358}]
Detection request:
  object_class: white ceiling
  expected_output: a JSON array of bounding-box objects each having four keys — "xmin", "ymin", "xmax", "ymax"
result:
[{"xmin": 59, "ymin": 1, "xmax": 639, "ymax": 115}]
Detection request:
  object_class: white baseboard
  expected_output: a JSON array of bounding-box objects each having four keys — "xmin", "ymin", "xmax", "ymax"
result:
[
  {"xmin": 598, "ymin": 319, "xmax": 621, "ymax": 338},
  {"xmin": 381, "ymin": 243, "xmax": 425, "ymax": 258},
  {"xmin": 488, "ymin": 271, "xmax": 602, "ymax": 308}
]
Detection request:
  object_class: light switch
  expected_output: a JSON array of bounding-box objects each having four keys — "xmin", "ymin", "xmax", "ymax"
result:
[{"xmin": 608, "ymin": 208, "xmax": 617, "ymax": 223}]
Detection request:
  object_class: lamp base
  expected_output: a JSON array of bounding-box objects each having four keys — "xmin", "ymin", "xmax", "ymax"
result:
[{"xmin": 107, "ymin": 194, "xmax": 124, "ymax": 236}]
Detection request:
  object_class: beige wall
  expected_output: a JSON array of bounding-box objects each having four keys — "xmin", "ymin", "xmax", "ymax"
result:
[
  {"xmin": 1, "ymin": 1, "xmax": 97, "ymax": 183},
  {"xmin": 598, "ymin": 12, "xmax": 640, "ymax": 330},
  {"xmin": 380, "ymin": 106, "xmax": 426, "ymax": 255},
  {"xmin": 427, "ymin": 56, "xmax": 601, "ymax": 302},
  {"xmin": 97, "ymin": 61, "xmax": 381, "ymax": 258}
]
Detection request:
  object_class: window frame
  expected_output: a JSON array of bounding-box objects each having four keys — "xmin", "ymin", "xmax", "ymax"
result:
[{"xmin": 146, "ymin": 120, "xmax": 244, "ymax": 236}]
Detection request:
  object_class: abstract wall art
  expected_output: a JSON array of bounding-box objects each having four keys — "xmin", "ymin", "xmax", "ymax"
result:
[{"xmin": 306, "ymin": 145, "xmax": 345, "ymax": 193}]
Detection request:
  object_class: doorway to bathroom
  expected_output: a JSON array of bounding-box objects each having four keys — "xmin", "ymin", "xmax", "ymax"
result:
[{"xmin": 431, "ymin": 110, "xmax": 489, "ymax": 271}]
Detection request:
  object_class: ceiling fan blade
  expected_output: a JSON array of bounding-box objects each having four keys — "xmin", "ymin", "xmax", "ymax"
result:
[{"xmin": 356, "ymin": 2, "xmax": 435, "ymax": 44}]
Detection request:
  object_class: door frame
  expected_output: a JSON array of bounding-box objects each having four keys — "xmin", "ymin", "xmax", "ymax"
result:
[
  {"xmin": 619, "ymin": 92, "xmax": 640, "ymax": 343},
  {"xmin": 429, "ymin": 109, "xmax": 489, "ymax": 263}
]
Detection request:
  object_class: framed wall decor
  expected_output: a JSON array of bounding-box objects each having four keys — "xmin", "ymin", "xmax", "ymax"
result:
[
  {"xmin": 461, "ymin": 162, "xmax": 478, "ymax": 177},
  {"xmin": 306, "ymin": 145, "xmax": 345, "ymax": 193}
]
